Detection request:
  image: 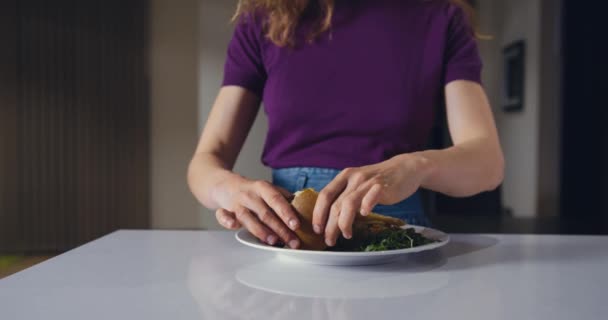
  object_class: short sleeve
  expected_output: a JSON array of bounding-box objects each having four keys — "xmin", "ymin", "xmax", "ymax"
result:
[
  {"xmin": 222, "ymin": 17, "xmax": 267, "ymax": 97},
  {"xmin": 442, "ymin": 5, "xmax": 483, "ymax": 85}
]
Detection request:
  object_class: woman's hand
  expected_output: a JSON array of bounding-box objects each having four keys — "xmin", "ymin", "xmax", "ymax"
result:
[
  {"xmin": 187, "ymin": 87, "xmax": 303, "ymax": 249},
  {"xmin": 312, "ymin": 154, "xmax": 434, "ymax": 246},
  {"xmin": 213, "ymin": 175, "xmax": 301, "ymax": 249}
]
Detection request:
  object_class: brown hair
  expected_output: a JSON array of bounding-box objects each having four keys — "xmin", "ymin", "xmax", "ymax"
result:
[{"xmin": 233, "ymin": 0, "xmax": 479, "ymax": 47}]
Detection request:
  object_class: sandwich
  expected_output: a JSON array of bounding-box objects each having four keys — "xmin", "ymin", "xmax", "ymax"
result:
[{"xmin": 290, "ymin": 188, "xmax": 436, "ymax": 251}]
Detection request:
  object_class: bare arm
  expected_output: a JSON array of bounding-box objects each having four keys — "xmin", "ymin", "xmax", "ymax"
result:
[
  {"xmin": 187, "ymin": 86, "xmax": 260, "ymax": 209},
  {"xmin": 187, "ymin": 86, "xmax": 301, "ymax": 248},
  {"xmin": 416, "ymin": 80, "xmax": 505, "ymax": 196},
  {"xmin": 313, "ymin": 80, "xmax": 504, "ymax": 244}
]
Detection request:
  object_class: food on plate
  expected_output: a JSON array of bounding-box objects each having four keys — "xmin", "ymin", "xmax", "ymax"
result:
[
  {"xmin": 289, "ymin": 188, "xmax": 437, "ymax": 251},
  {"xmin": 290, "ymin": 188, "xmax": 327, "ymax": 250}
]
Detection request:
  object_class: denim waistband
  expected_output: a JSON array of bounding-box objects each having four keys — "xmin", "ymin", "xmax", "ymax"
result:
[{"xmin": 272, "ymin": 167, "xmax": 342, "ymax": 175}]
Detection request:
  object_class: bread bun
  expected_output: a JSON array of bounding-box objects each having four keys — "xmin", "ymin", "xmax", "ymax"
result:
[
  {"xmin": 290, "ymin": 188, "xmax": 407, "ymax": 251},
  {"xmin": 290, "ymin": 188, "xmax": 327, "ymax": 250}
]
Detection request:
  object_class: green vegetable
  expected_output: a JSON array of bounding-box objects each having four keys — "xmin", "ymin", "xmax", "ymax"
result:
[
  {"xmin": 361, "ymin": 228, "xmax": 437, "ymax": 252},
  {"xmin": 329, "ymin": 227, "xmax": 438, "ymax": 252}
]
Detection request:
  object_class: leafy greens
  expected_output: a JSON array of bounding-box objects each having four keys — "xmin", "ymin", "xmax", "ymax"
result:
[{"xmin": 360, "ymin": 228, "xmax": 438, "ymax": 252}]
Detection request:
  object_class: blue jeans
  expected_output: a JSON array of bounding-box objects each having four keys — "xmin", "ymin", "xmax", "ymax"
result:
[{"xmin": 272, "ymin": 167, "xmax": 430, "ymax": 226}]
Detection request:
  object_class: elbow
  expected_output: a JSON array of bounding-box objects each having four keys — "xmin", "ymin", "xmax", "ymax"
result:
[
  {"xmin": 445, "ymin": 152, "xmax": 504, "ymax": 198},
  {"xmin": 186, "ymin": 160, "xmax": 196, "ymax": 194},
  {"xmin": 483, "ymin": 151, "xmax": 505, "ymax": 192}
]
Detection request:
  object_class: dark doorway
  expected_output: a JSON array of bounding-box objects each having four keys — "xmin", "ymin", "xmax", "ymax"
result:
[{"xmin": 560, "ymin": 0, "xmax": 608, "ymax": 228}]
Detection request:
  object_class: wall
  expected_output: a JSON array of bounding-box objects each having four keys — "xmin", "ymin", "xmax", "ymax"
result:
[
  {"xmin": 488, "ymin": 0, "xmax": 541, "ymax": 218},
  {"xmin": 149, "ymin": 0, "xmax": 201, "ymax": 228},
  {"xmin": 199, "ymin": 0, "xmax": 271, "ymax": 229},
  {"xmin": 477, "ymin": 0, "xmax": 561, "ymax": 217}
]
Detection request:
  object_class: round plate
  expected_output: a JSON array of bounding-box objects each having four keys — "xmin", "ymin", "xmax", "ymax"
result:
[{"xmin": 235, "ymin": 225, "xmax": 449, "ymax": 266}]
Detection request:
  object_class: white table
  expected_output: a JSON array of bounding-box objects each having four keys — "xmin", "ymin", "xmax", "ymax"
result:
[{"xmin": 1, "ymin": 230, "xmax": 607, "ymax": 319}]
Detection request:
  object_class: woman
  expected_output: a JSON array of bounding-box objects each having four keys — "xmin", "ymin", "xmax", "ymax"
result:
[{"xmin": 188, "ymin": 0, "xmax": 504, "ymax": 249}]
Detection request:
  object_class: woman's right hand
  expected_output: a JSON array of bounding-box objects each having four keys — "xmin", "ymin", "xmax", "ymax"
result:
[
  {"xmin": 187, "ymin": 87, "xmax": 301, "ymax": 249},
  {"xmin": 212, "ymin": 175, "xmax": 301, "ymax": 249}
]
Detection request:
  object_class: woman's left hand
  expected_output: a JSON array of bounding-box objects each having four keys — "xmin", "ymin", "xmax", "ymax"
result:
[{"xmin": 312, "ymin": 154, "xmax": 434, "ymax": 246}]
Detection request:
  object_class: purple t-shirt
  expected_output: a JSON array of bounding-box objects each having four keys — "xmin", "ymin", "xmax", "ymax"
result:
[{"xmin": 222, "ymin": 0, "xmax": 482, "ymax": 169}]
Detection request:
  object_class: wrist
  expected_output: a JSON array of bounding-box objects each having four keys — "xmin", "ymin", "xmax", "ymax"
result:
[
  {"xmin": 394, "ymin": 152, "xmax": 437, "ymax": 185},
  {"xmin": 414, "ymin": 152, "xmax": 437, "ymax": 187},
  {"xmin": 209, "ymin": 170, "xmax": 248, "ymax": 206}
]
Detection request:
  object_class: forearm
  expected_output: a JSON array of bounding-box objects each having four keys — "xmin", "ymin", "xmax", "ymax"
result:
[
  {"xmin": 187, "ymin": 152, "xmax": 245, "ymax": 210},
  {"xmin": 413, "ymin": 137, "xmax": 504, "ymax": 197},
  {"xmin": 187, "ymin": 88, "xmax": 263, "ymax": 210}
]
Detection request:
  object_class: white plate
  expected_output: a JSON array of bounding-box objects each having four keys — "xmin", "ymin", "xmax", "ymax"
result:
[{"xmin": 235, "ymin": 225, "xmax": 449, "ymax": 266}]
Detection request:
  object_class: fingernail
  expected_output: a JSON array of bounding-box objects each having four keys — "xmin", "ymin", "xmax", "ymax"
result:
[
  {"xmin": 266, "ymin": 235, "xmax": 278, "ymax": 245},
  {"xmin": 344, "ymin": 232, "xmax": 352, "ymax": 239},
  {"xmin": 288, "ymin": 219, "xmax": 298, "ymax": 230},
  {"xmin": 288, "ymin": 239, "xmax": 300, "ymax": 249},
  {"xmin": 313, "ymin": 224, "xmax": 322, "ymax": 234},
  {"xmin": 325, "ymin": 238, "xmax": 335, "ymax": 247},
  {"xmin": 360, "ymin": 209, "xmax": 368, "ymax": 216}
]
